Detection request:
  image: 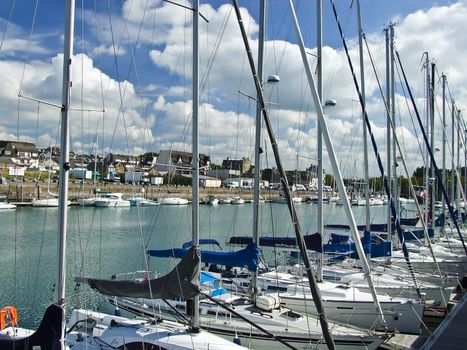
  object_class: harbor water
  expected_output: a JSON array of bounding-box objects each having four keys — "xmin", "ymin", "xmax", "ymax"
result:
[{"xmin": 1, "ymin": 201, "xmax": 391, "ymax": 328}]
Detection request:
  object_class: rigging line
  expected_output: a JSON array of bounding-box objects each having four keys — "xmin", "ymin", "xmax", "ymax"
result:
[
  {"xmin": 92, "ymin": 0, "xmax": 107, "ymax": 145},
  {"xmin": 0, "ymin": 0, "xmax": 17, "ymax": 51},
  {"xmin": 35, "ymin": 102, "xmax": 40, "ymax": 146},
  {"xmin": 105, "ymin": 0, "xmax": 131, "ymax": 156},
  {"xmin": 16, "ymin": 0, "xmax": 40, "ymax": 140},
  {"xmin": 80, "ymin": 0, "xmax": 84, "ymax": 156},
  {"xmin": 328, "ymin": 0, "xmax": 422, "ymax": 298},
  {"xmin": 200, "ymin": 4, "xmax": 231, "ymax": 95},
  {"xmin": 17, "ymin": 0, "xmax": 40, "ymax": 92},
  {"xmin": 393, "ymin": 59, "xmax": 426, "ymax": 170},
  {"xmin": 365, "ymin": 33, "xmax": 443, "ymax": 280},
  {"xmin": 396, "ymin": 50, "xmax": 467, "ymax": 256},
  {"xmin": 120, "ymin": 0, "xmax": 153, "ymax": 152}
]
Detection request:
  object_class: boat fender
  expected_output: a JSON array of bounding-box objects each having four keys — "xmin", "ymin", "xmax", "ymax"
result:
[
  {"xmin": 0, "ymin": 306, "xmax": 18, "ymax": 330},
  {"xmin": 233, "ymin": 334, "xmax": 241, "ymax": 345}
]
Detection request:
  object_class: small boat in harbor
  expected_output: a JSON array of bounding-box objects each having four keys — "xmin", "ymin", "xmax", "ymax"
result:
[
  {"xmin": 219, "ymin": 197, "xmax": 233, "ymax": 204},
  {"xmin": 94, "ymin": 193, "xmax": 131, "ymax": 207},
  {"xmin": 205, "ymin": 195, "xmax": 219, "ymax": 205},
  {"xmin": 128, "ymin": 197, "xmax": 159, "ymax": 206},
  {"xmin": 158, "ymin": 197, "xmax": 189, "ymax": 205},
  {"xmin": 32, "ymin": 193, "xmax": 70, "ymax": 207},
  {"xmin": 231, "ymin": 196, "xmax": 245, "ymax": 204},
  {"xmin": 0, "ymin": 201, "xmax": 16, "ymax": 210}
]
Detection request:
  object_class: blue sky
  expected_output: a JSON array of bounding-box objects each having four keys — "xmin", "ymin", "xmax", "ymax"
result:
[{"xmin": 0, "ymin": 0, "xmax": 465, "ymax": 176}]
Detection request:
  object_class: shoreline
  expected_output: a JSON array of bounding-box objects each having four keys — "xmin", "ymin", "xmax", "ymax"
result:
[{"xmin": 1, "ymin": 182, "xmax": 317, "ymax": 203}]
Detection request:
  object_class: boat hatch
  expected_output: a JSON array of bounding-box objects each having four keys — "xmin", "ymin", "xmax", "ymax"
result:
[{"xmin": 282, "ymin": 310, "xmax": 303, "ymax": 320}]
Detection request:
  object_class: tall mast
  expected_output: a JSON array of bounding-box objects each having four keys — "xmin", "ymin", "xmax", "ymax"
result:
[
  {"xmin": 316, "ymin": 0, "xmax": 324, "ymax": 282},
  {"xmin": 464, "ymin": 114, "xmax": 467, "ymax": 224},
  {"xmin": 58, "ymin": 0, "xmax": 74, "ymax": 347},
  {"xmin": 191, "ymin": 0, "xmax": 200, "ymax": 331},
  {"xmin": 441, "ymin": 74, "xmax": 446, "ymax": 237},
  {"xmin": 251, "ymin": 0, "xmax": 266, "ymax": 299},
  {"xmin": 457, "ymin": 108, "xmax": 461, "ymax": 210},
  {"xmin": 424, "ymin": 53, "xmax": 430, "ymax": 228},
  {"xmin": 430, "ymin": 63, "xmax": 436, "ymax": 227},
  {"xmin": 356, "ymin": 0, "xmax": 370, "ymax": 233},
  {"xmin": 451, "ymin": 100, "xmax": 456, "ymax": 225},
  {"xmin": 385, "ymin": 27, "xmax": 392, "ymax": 239},
  {"xmin": 390, "ymin": 25, "xmax": 398, "ymax": 226}
]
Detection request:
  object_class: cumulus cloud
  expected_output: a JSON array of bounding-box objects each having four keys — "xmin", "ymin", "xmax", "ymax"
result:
[{"xmin": 1, "ymin": 0, "xmax": 466, "ymax": 177}]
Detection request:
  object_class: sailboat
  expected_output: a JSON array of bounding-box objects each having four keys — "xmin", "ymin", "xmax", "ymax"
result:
[{"xmin": 0, "ymin": 197, "xmax": 16, "ymax": 210}]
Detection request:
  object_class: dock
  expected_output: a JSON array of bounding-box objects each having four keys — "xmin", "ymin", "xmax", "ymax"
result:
[{"xmin": 421, "ymin": 293, "xmax": 467, "ymax": 349}]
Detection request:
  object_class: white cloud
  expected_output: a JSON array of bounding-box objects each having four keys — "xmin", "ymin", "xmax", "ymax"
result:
[{"xmin": 1, "ymin": 0, "xmax": 467, "ymax": 178}]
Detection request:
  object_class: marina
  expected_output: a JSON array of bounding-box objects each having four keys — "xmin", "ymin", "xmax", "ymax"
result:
[
  {"xmin": 1, "ymin": 0, "xmax": 467, "ymax": 349},
  {"xmin": 1, "ymin": 200, "xmax": 466, "ymax": 348}
]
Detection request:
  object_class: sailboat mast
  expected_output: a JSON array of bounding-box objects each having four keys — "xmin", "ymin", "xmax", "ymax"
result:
[
  {"xmin": 57, "ymin": 0, "xmax": 74, "ymax": 348},
  {"xmin": 385, "ymin": 27, "xmax": 392, "ymax": 239},
  {"xmin": 457, "ymin": 108, "xmax": 461, "ymax": 210},
  {"xmin": 191, "ymin": 0, "xmax": 200, "ymax": 331},
  {"xmin": 251, "ymin": 0, "xmax": 266, "ymax": 299},
  {"xmin": 316, "ymin": 0, "xmax": 324, "ymax": 282},
  {"xmin": 441, "ymin": 74, "xmax": 446, "ymax": 237},
  {"xmin": 451, "ymin": 100, "xmax": 456, "ymax": 223},
  {"xmin": 430, "ymin": 62, "xmax": 436, "ymax": 227},
  {"xmin": 58, "ymin": 0, "xmax": 74, "ymax": 309},
  {"xmin": 390, "ymin": 26, "xmax": 398, "ymax": 222},
  {"xmin": 425, "ymin": 52, "xmax": 431, "ymax": 225},
  {"xmin": 356, "ymin": 0, "xmax": 370, "ymax": 232}
]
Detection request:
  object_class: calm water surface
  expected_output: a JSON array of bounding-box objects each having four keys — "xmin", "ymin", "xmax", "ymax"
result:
[{"xmin": 0, "ymin": 201, "xmax": 389, "ymax": 328}]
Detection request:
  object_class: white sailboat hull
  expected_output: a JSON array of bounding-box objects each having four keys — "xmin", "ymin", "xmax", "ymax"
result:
[
  {"xmin": 0, "ymin": 203, "xmax": 16, "ymax": 210},
  {"xmin": 66, "ymin": 309, "xmax": 245, "ymax": 350},
  {"xmin": 159, "ymin": 197, "xmax": 189, "ymax": 205},
  {"xmin": 31, "ymin": 198, "xmax": 70, "ymax": 207},
  {"xmin": 257, "ymin": 272, "xmax": 424, "ymax": 334},
  {"xmin": 278, "ymin": 292, "xmax": 424, "ymax": 334},
  {"xmin": 111, "ymin": 298, "xmax": 384, "ymax": 350}
]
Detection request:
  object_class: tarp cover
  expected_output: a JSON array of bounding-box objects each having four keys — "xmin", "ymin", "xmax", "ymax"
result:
[
  {"xmin": 75, "ymin": 246, "xmax": 200, "ymax": 299},
  {"xmin": 228, "ymin": 233, "xmax": 323, "ymax": 253},
  {"xmin": 148, "ymin": 243, "xmax": 260, "ymax": 272}
]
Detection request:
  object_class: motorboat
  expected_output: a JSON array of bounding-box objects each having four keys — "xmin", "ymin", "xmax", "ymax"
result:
[
  {"xmin": 94, "ymin": 193, "xmax": 131, "ymax": 207},
  {"xmin": 205, "ymin": 195, "xmax": 219, "ymax": 205}
]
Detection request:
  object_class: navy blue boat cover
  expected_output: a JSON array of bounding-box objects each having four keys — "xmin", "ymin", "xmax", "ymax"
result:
[
  {"xmin": 149, "ymin": 242, "xmax": 260, "ymax": 272},
  {"xmin": 228, "ymin": 233, "xmax": 323, "ymax": 253}
]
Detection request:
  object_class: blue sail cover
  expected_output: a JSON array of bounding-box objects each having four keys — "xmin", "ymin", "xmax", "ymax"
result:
[
  {"xmin": 148, "ymin": 243, "xmax": 260, "ymax": 272},
  {"xmin": 228, "ymin": 231, "xmax": 391, "ymax": 258},
  {"xmin": 228, "ymin": 233, "xmax": 323, "ymax": 253}
]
